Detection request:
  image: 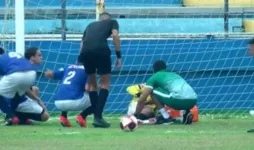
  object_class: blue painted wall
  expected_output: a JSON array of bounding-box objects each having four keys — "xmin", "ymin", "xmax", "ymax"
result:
[
  {"xmin": 0, "ymin": 0, "xmax": 182, "ymax": 8},
  {"xmin": 2, "ymin": 38, "xmax": 254, "ymax": 113},
  {"xmin": 0, "ymin": 18, "xmax": 242, "ymax": 34}
]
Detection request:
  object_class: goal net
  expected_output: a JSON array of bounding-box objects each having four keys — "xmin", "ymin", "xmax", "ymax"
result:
[{"xmin": 1, "ymin": 0, "xmax": 254, "ymax": 118}]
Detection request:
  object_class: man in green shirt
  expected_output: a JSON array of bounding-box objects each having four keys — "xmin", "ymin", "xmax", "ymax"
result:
[{"xmin": 134, "ymin": 60, "xmax": 197, "ymax": 124}]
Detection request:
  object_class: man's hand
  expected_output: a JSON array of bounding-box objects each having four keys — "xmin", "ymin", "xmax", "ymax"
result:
[
  {"xmin": 115, "ymin": 58, "xmax": 122, "ymax": 69},
  {"xmin": 44, "ymin": 69, "xmax": 53, "ymax": 78}
]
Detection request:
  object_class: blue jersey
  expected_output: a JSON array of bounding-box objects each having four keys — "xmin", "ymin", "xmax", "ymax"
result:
[
  {"xmin": 4, "ymin": 95, "xmax": 27, "ymax": 110},
  {"xmin": 0, "ymin": 52, "xmax": 35, "ymax": 75},
  {"xmin": 53, "ymin": 65, "xmax": 87, "ymax": 100}
]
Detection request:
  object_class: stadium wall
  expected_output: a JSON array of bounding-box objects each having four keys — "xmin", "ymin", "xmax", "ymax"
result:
[
  {"xmin": 3, "ymin": 38, "xmax": 254, "ymax": 113},
  {"xmin": 0, "ymin": 0, "xmax": 182, "ymax": 7},
  {"xmin": 0, "ymin": 19, "xmax": 242, "ymax": 33}
]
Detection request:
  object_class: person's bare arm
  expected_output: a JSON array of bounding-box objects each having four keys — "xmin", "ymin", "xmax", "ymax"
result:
[
  {"xmin": 26, "ymin": 89, "xmax": 40, "ymax": 102},
  {"xmin": 111, "ymin": 20, "xmax": 122, "ymax": 68},
  {"xmin": 85, "ymin": 83, "xmax": 89, "ymax": 91},
  {"xmin": 26, "ymin": 89, "xmax": 47, "ymax": 109},
  {"xmin": 112, "ymin": 29, "xmax": 120, "ymax": 52},
  {"xmin": 135, "ymin": 87, "xmax": 153, "ymax": 115}
]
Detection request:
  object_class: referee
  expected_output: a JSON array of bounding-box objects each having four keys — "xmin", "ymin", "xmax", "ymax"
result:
[{"xmin": 78, "ymin": 12, "xmax": 121, "ymax": 128}]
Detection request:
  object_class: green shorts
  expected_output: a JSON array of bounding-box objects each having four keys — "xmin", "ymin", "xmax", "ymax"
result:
[{"xmin": 153, "ymin": 88, "xmax": 197, "ymax": 110}]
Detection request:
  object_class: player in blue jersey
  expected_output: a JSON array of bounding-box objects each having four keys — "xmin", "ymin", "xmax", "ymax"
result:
[
  {"xmin": 0, "ymin": 47, "xmax": 42, "ymax": 125},
  {"xmin": 7, "ymin": 86, "xmax": 49, "ymax": 125},
  {"xmin": 45, "ymin": 64, "xmax": 91, "ymax": 127}
]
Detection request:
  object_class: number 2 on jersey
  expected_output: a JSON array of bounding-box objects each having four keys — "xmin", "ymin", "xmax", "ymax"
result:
[{"xmin": 63, "ymin": 71, "xmax": 76, "ymax": 84}]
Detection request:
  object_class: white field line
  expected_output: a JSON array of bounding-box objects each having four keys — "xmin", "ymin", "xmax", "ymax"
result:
[
  {"xmin": 48, "ymin": 116, "xmax": 75, "ymax": 121},
  {"xmin": 43, "ymin": 129, "xmax": 246, "ymax": 136},
  {"xmin": 44, "ymin": 132, "xmax": 83, "ymax": 136},
  {"xmin": 165, "ymin": 130, "xmax": 246, "ymax": 134}
]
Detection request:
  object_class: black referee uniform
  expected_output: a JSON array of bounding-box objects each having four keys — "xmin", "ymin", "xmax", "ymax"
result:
[
  {"xmin": 79, "ymin": 19, "xmax": 119, "ymax": 75},
  {"xmin": 78, "ymin": 14, "xmax": 120, "ymax": 128}
]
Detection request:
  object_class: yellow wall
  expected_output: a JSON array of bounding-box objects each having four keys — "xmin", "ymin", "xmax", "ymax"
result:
[
  {"xmin": 243, "ymin": 20, "xmax": 254, "ymax": 32},
  {"xmin": 184, "ymin": 0, "xmax": 254, "ymax": 7}
]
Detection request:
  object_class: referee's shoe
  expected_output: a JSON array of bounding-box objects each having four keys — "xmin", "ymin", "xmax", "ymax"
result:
[
  {"xmin": 93, "ymin": 118, "xmax": 110, "ymax": 128},
  {"xmin": 247, "ymin": 129, "xmax": 254, "ymax": 133}
]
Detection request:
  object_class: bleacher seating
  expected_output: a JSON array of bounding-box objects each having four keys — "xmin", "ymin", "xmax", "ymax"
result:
[
  {"xmin": 243, "ymin": 20, "xmax": 254, "ymax": 32},
  {"xmin": 183, "ymin": 0, "xmax": 254, "ymax": 7}
]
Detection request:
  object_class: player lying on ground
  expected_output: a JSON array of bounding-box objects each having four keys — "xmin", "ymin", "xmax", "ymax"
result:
[
  {"xmin": 45, "ymin": 64, "xmax": 91, "ymax": 127},
  {"xmin": 127, "ymin": 83, "xmax": 199, "ymax": 124},
  {"xmin": 134, "ymin": 60, "xmax": 197, "ymax": 124},
  {"xmin": 6, "ymin": 86, "xmax": 49, "ymax": 125},
  {"xmin": 247, "ymin": 38, "xmax": 254, "ymax": 133},
  {"xmin": 0, "ymin": 47, "xmax": 42, "ymax": 125},
  {"xmin": 78, "ymin": 12, "xmax": 121, "ymax": 128},
  {"xmin": 127, "ymin": 83, "xmax": 156, "ymax": 120}
]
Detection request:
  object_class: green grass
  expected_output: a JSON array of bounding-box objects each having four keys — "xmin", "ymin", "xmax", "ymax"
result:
[{"xmin": 0, "ymin": 116, "xmax": 254, "ymax": 150}]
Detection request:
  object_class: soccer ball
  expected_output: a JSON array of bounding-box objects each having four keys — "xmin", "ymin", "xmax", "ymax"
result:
[
  {"xmin": 120, "ymin": 115, "xmax": 138, "ymax": 132},
  {"xmin": 249, "ymin": 110, "xmax": 254, "ymax": 117}
]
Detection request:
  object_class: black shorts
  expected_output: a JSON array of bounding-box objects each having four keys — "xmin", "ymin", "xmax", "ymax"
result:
[{"xmin": 79, "ymin": 51, "xmax": 111, "ymax": 75}]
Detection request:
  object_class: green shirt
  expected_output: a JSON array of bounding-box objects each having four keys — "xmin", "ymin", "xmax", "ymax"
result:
[{"xmin": 145, "ymin": 71, "xmax": 197, "ymax": 99}]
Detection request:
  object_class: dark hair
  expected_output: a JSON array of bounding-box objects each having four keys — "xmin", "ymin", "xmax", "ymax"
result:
[
  {"xmin": 99, "ymin": 12, "xmax": 111, "ymax": 20},
  {"xmin": 153, "ymin": 60, "xmax": 167, "ymax": 73},
  {"xmin": 0, "ymin": 47, "xmax": 5, "ymax": 55},
  {"xmin": 249, "ymin": 38, "xmax": 254, "ymax": 45},
  {"xmin": 25, "ymin": 47, "xmax": 39, "ymax": 60}
]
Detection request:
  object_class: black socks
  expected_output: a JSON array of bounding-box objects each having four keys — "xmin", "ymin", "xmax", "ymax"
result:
[
  {"xmin": 61, "ymin": 111, "xmax": 68, "ymax": 118},
  {"xmin": 80, "ymin": 89, "xmax": 109, "ymax": 120},
  {"xmin": 95, "ymin": 89, "xmax": 109, "ymax": 119},
  {"xmin": 80, "ymin": 91, "xmax": 98, "ymax": 119}
]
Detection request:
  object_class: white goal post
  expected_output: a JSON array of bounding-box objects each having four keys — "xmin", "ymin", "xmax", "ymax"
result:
[{"xmin": 15, "ymin": 0, "xmax": 25, "ymax": 55}]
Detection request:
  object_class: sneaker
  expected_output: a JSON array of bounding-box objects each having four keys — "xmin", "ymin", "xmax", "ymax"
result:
[
  {"xmin": 19, "ymin": 119, "xmax": 34, "ymax": 125},
  {"xmin": 247, "ymin": 129, "xmax": 254, "ymax": 133},
  {"xmin": 4, "ymin": 117, "xmax": 19, "ymax": 126},
  {"xmin": 93, "ymin": 118, "xmax": 110, "ymax": 128},
  {"xmin": 183, "ymin": 111, "xmax": 193, "ymax": 125},
  {"xmin": 24, "ymin": 119, "xmax": 34, "ymax": 125},
  {"xmin": 59, "ymin": 116, "xmax": 72, "ymax": 127},
  {"xmin": 155, "ymin": 115, "xmax": 173, "ymax": 125},
  {"xmin": 76, "ymin": 115, "xmax": 87, "ymax": 127}
]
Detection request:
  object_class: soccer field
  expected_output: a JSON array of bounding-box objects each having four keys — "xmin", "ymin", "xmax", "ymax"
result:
[
  {"xmin": 0, "ymin": 116, "xmax": 253, "ymax": 150},
  {"xmin": 1, "ymin": 0, "xmax": 254, "ymax": 149}
]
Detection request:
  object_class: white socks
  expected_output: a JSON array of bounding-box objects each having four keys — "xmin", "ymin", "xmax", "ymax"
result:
[{"xmin": 159, "ymin": 108, "xmax": 170, "ymax": 119}]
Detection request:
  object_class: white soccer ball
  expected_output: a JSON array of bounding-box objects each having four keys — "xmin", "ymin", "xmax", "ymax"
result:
[
  {"xmin": 120, "ymin": 115, "xmax": 138, "ymax": 132},
  {"xmin": 249, "ymin": 110, "xmax": 254, "ymax": 117}
]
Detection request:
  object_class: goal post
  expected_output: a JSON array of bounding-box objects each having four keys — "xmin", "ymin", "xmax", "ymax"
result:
[{"xmin": 15, "ymin": 0, "xmax": 25, "ymax": 55}]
